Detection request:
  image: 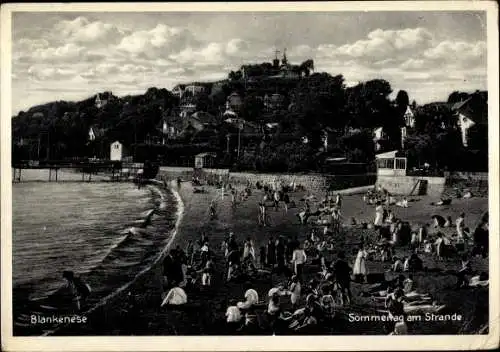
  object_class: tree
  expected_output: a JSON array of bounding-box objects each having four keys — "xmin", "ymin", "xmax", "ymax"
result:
[{"xmin": 395, "ymin": 90, "xmax": 410, "ymax": 108}]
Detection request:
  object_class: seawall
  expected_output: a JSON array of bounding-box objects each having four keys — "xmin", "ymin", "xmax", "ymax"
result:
[{"xmin": 158, "ymin": 167, "xmax": 375, "ymax": 193}]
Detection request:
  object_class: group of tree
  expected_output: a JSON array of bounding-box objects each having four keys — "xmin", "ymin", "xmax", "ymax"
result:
[{"xmin": 12, "ymin": 68, "xmax": 488, "ymax": 172}]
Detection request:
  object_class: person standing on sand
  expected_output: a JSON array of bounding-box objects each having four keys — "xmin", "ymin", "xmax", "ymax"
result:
[
  {"xmin": 62, "ymin": 270, "xmax": 91, "ymax": 313},
  {"xmin": 276, "ymin": 237, "xmax": 286, "ymax": 274},
  {"xmin": 333, "ymin": 252, "xmax": 352, "ymax": 305},
  {"xmin": 266, "ymin": 237, "xmax": 276, "ymax": 268},
  {"xmin": 291, "ymin": 244, "xmax": 307, "ymax": 280},
  {"xmin": 374, "ymin": 201, "xmax": 384, "ymax": 229},
  {"xmin": 353, "ymin": 246, "xmax": 368, "ymax": 283},
  {"xmin": 456, "ymin": 213, "xmax": 466, "ymax": 240}
]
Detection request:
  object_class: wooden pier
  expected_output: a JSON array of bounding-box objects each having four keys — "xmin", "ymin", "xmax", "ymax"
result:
[{"xmin": 12, "ymin": 160, "xmax": 144, "ymax": 183}]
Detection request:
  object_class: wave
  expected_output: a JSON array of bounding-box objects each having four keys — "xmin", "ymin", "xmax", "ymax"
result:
[{"xmin": 37, "ymin": 180, "xmax": 184, "ymax": 336}]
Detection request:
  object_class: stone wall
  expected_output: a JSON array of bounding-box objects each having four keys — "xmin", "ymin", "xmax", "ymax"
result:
[
  {"xmin": 376, "ymin": 175, "xmax": 446, "ymax": 196},
  {"xmin": 158, "ymin": 167, "xmax": 375, "ymax": 194}
]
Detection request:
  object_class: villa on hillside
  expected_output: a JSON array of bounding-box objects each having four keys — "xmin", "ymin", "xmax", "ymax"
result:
[{"xmin": 172, "ymin": 83, "xmax": 209, "ymax": 99}]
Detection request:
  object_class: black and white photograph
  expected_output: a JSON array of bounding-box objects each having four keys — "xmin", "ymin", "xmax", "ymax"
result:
[{"xmin": 1, "ymin": 1, "xmax": 499, "ymax": 351}]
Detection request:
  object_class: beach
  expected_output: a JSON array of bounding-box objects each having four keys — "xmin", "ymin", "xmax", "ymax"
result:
[{"xmin": 48, "ymin": 176, "xmax": 489, "ymax": 336}]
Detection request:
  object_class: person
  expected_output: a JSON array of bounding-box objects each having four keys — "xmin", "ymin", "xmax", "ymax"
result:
[
  {"xmin": 201, "ymin": 259, "xmax": 214, "ymax": 287},
  {"xmin": 62, "ymin": 270, "xmax": 91, "ymax": 312},
  {"xmin": 238, "ymin": 284, "xmax": 259, "ymax": 310},
  {"xmin": 267, "ymin": 294, "xmax": 282, "ymax": 332},
  {"xmin": 385, "ymin": 288, "xmax": 405, "ymax": 319},
  {"xmin": 258, "ymin": 202, "xmax": 268, "ymax": 226},
  {"xmin": 161, "ymin": 286, "xmax": 187, "ymax": 307},
  {"xmin": 225, "ymin": 299, "xmax": 242, "ymax": 331},
  {"xmin": 418, "ymin": 224, "xmax": 429, "ymax": 245},
  {"xmin": 434, "ymin": 233, "xmax": 445, "ymax": 260},
  {"xmin": 444, "ymin": 216, "xmax": 453, "ymax": 228},
  {"xmin": 291, "ymin": 244, "xmax": 307, "ymax": 280},
  {"xmin": 403, "ymin": 275, "xmax": 414, "ymax": 294},
  {"xmin": 289, "ymin": 275, "xmax": 302, "ymax": 310},
  {"xmin": 283, "ymin": 193, "xmax": 290, "ymax": 213},
  {"xmin": 353, "ymin": 246, "xmax": 368, "ymax": 283},
  {"xmin": 456, "ymin": 213, "xmax": 466, "ymax": 240},
  {"xmin": 374, "ymin": 202, "xmax": 384, "ymax": 228},
  {"xmin": 410, "ymin": 232, "xmax": 419, "ymax": 250},
  {"xmin": 266, "ymin": 237, "xmax": 276, "ymax": 268},
  {"xmin": 333, "ymin": 251, "xmax": 352, "ymax": 304},
  {"xmin": 332, "ymin": 208, "xmax": 341, "ymax": 233},
  {"xmin": 385, "ymin": 209, "xmax": 395, "ymax": 224},
  {"xmin": 432, "ymin": 215, "xmax": 446, "ymax": 228},
  {"xmin": 320, "ymin": 285, "xmax": 336, "ymax": 321},
  {"xmin": 456, "ymin": 254, "xmax": 472, "ymax": 289},
  {"xmin": 273, "ymin": 190, "xmax": 280, "ymax": 211},
  {"xmin": 389, "ymin": 321, "xmax": 408, "ymax": 335},
  {"xmin": 209, "ymin": 200, "xmax": 217, "ymax": 219},
  {"xmin": 276, "ymin": 237, "xmax": 286, "ymax": 272},
  {"xmin": 392, "ymin": 257, "xmax": 404, "ymax": 272},
  {"xmin": 243, "ymin": 239, "xmax": 256, "ymax": 264},
  {"xmin": 408, "ymin": 251, "xmax": 423, "ymax": 271},
  {"xmin": 200, "ymin": 241, "xmax": 210, "ymax": 268},
  {"xmin": 335, "ymin": 193, "xmax": 342, "ymax": 209}
]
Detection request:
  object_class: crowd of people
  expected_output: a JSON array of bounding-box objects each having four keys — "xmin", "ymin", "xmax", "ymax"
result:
[{"xmin": 155, "ymin": 174, "xmax": 489, "ymax": 335}]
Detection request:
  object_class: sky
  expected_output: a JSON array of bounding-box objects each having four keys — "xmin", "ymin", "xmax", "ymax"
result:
[{"xmin": 11, "ymin": 11, "xmax": 487, "ymax": 114}]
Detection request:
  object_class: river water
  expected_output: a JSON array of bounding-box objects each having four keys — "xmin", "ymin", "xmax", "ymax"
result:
[{"xmin": 12, "ymin": 170, "xmax": 177, "ymax": 335}]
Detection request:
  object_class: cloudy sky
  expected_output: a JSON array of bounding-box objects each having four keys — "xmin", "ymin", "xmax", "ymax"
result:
[{"xmin": 12, "ymin": 11, "xmax": 487, "ymax": 114}]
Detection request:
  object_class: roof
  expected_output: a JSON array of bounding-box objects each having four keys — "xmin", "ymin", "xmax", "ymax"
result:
[
  {"xmin": 190, "ymin": 111, "xmax": 217, "ymax": 125},
  {"xmin": 375, "ymin": 150, "xmax": 399, "ymax": 159},
  {"xmin": 196, "ymin": 152, "xmax": 217, "ymax": 158},
  {"xmin": 451, "ymin": 98, "xmax": 472, "ymax": 111}
]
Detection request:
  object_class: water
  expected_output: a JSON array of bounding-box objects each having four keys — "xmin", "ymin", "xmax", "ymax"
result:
[{"xmin": 12, "ymin": 170, "xmax": 178, "ymax": 335}]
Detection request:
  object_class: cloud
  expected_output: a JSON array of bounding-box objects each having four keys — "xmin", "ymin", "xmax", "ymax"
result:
[
  {"xmin": 424, "ymin": 40, "xmax": 486, "ymax": 66},
  {"xmin": 27, "ymin": 65, "xmax": 77, "ymax": 80},
  {"xmin": 116, "ymin": 24, "xmax": 200, "ymax": 59},
  {"xmin": 53, "ymin": 16, "xmax": 126, "ymax": 44},
  {"xmin": 332, "ymin": 27, "xmax": 434, "ymax": 59}
]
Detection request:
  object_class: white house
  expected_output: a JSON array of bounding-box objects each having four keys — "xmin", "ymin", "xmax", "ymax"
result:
[
  {"xmin": 373, "ymin": 127, "xmax": 386, "ymax": 151},
  {"xmin": 110, "ymin": 141, "xmax": 124, "ymax": 161},
  {"xmin": 403, "ymin": 105, "xmax": 415, "ymax": 128}
]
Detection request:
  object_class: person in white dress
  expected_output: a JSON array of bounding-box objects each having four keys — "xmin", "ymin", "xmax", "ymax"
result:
[
  {"xmin": 353, "ymin": 246, "xmax": 368, "ymax": 282},
  {"xmin": 374, "ymin": 202, "xmax": 384, "ymax": 228}
]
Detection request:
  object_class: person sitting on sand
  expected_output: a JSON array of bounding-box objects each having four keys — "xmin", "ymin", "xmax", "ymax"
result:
[
  {"xmin": 237, "ymin": 284, "xmax": 259, "ymax": 310},
  {"xmin": 161, "ymin": 286, "xmax": 187, "ymax": 307},
  {"xmin": 403, "ymin": 275, "xmax": 414, "ymax": 294},
  {"xmin": 432, "ymin": 215, "xmax": 446, "ymax": 228},
  {"xmin": 385, "ymin": 209, "xmax": 395, "ymax": 224},
  {"xmin": 392, "ymin": 257, "xmax": 404, "ymax": 272},
  {"xmin": 389, "ymin": 321, "xmax": 408, "ymax": 335},
  {"xmin": 432, "ymin": 198, "xmax": 452, "ymax": 206},
  {"xmin": 463, "ymin": 190, "xmax": 473, "ymax": 199},
  {"xmin": 225, "ymin": 299, "xmax": 243, "ymax": 331},
  {"xmin": 396, "ymin": 197, "xmax": 408, "ymax": 208}
]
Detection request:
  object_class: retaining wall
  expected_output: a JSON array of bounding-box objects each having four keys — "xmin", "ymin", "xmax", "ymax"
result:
[
  {"xmin": 376, "ymin": 175, "xmax": 446, "ymax": 196},
  {"xmin": 158, "ymin": 167, "xmax": 375, "ymax": 193}
]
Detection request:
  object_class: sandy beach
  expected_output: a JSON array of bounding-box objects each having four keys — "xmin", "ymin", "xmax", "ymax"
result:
[{"xmin": 49, "ymin": 176, "xmax": 489, "ymax": 336}]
